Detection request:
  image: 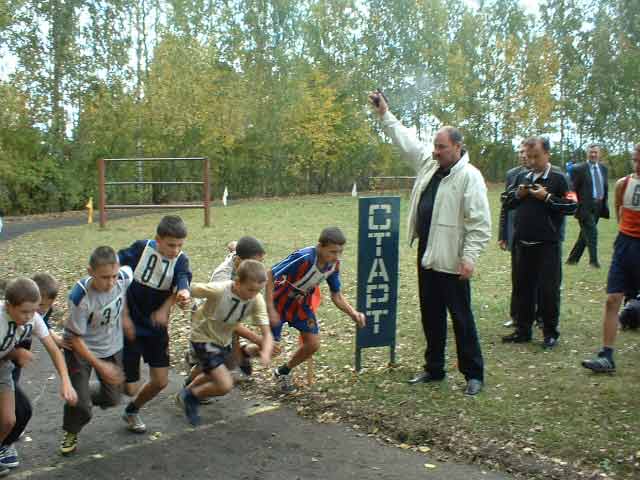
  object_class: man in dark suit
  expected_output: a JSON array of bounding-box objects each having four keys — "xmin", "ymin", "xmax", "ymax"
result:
[
  {"xmin": 498, "ymin": 144, "xmax": 528, "ymax": 327},
  {"xmin": 566, "ymin": 144, "xmax": 610, "ymax": 268}
]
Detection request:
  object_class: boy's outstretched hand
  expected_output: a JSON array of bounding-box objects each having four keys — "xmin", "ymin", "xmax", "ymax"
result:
[
  {"xmin": 352, "ymin": 311, "xmax": 366, "ymax": 328},
  {"xmin": 176, "ymin": 289, "xmax": 191, "ymax": 308},
  {"xmin": 61, "ymin": 382, "xmax": 78, "ymax": 406},
  {"xmin": 97, "ymin": 359, "xmax": 125, "ymax": 385}
]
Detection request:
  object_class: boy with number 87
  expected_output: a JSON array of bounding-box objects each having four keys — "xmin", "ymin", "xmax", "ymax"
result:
[{"xmin": 117, "ymin": 215, "xmax": 192, "ymax": 433}]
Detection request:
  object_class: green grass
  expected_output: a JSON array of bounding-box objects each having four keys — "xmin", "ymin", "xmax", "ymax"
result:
[{"xmin": 2, "ymin": 188, "xmax": 639, "ymax": 478}]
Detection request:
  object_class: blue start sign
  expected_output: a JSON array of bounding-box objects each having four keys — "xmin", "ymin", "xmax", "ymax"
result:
[{"xmin": 355, "ymin": 196, "xmax": 400, "ymax": 370}]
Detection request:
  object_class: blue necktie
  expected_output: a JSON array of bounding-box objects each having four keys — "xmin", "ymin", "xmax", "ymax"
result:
[{"xmin": 592, "ymin": 164, "xmax": 603, "ymax": 200}]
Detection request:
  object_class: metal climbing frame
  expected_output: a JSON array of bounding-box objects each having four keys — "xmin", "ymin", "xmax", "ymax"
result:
[{"xmin": 97, "ymin": 157, "xmax": 210, "ymax": 228}]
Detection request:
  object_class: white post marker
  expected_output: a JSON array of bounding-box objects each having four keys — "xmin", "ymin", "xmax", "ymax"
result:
[
  {"xmin": 351, "ymin": 182, "xmax": 358, "ymax": 197},
  {"xmin": 222, "ymin": 186, "xmax": 228, "ymax": 206}
]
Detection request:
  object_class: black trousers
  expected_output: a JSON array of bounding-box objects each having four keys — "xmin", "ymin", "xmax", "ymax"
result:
[
  {"xmin": 513, "ymin": 241, "xmax": 561, "ymax": 339},
  {"xmin": 568, "ymin": 203, "xmax": 601, "ymax": 264},
  {"xmin": 417, "ymin": 246, "xmax": 484, "ymax": 381},
  {"xmin": 510, "ymin": 243, "xmax": 563, "ymax": 321},
  {"xmin": 2, "ymin": 387, "xmax": 32, "ymax": 447}
]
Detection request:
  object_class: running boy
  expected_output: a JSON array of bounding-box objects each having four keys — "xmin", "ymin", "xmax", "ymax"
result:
[
  {"xmin": 0, "ymin": 278, "xmax": 77, "ymax": 475},
  {"xmin": 118, "ymin": 215, "xmax": 192, "ymax": 433},
  {"xmin": 177, "ymin": 260, "xmax": 273, "ymax": 426},
  {"xmin": 59, "ymin": 246, "xmax": 134, "ymax": 455},
  {"xmin": 582, "ymin": 143, "xmax": 640, "ymax": 373},
  {"xmin": 12, "ymin": 273, "xmax": 63, "ymax": 385},
  {"xmin": 268, "ymin": 227, "xmax": 366, "ymax": 393},
  {"xmin": 210, "ymin": 236, "xmax": 269, "ymax": 376}
]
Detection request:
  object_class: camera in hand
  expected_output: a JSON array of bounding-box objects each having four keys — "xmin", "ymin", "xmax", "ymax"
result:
[{"xmin": 372, "ymin": 90, "xmax": 388, "ymax": 108}]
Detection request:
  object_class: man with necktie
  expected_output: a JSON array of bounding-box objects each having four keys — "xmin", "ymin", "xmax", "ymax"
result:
[{"xmin": 567, "ymin": 144, "xmax": 610, "ymax": 268}]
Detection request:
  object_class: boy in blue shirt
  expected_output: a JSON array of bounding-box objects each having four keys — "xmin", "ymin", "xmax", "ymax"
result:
[
  {"xmin": 268, "ymin": 227, "xmax": 365, "ymax": 393},
  {"xmin": 118, "ymin": 215, "xmax": 192, "ymax": 433}
]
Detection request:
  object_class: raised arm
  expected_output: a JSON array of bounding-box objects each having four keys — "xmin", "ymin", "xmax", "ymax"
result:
[{"xmin": 369, "ymin": 91, "xmax": 432, "ymax": 173}]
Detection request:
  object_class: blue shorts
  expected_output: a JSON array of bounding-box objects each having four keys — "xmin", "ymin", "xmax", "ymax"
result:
[
  {"xmin": 607, "ymin": 233, "xmax": 640, "ymax": 294},
  {"xmin": 190, "ymin": 342, "xmax": 232, "ymax": 372},
  {"xmin": 271, "ymin": 315, "xmax": 319, "ymax": 342}
]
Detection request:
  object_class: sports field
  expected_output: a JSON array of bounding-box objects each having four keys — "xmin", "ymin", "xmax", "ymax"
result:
[{"xmin": 1, "ymin": 187, "xmax": 638, "ymax": 478}]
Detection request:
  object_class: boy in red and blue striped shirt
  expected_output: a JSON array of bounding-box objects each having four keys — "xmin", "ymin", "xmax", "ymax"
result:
[{"xmin": 268, "ymin": 227, "xmax": 365, "ymax": 392}]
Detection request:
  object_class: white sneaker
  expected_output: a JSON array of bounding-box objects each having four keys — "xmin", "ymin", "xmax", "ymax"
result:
[
  {"xmin": 0, "ymin": 445, "xmax": 18, "ymax": 468},
  {"xmin": 122, "ymin": 410, "xmax": 147, "ymax": 433}
]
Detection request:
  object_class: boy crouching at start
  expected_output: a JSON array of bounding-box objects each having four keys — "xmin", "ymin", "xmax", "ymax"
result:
[
  {"xmin": 60, "ymin": 246, "xmax": 134, "ymax": 455},
  {"xmin": 177, "ymin": 260, "xmax": 273, "ymax": 426}
]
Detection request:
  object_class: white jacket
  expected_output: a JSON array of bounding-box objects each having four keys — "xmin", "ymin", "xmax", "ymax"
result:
[{"xmin": 382, "ymin": 112, "xmax": 492, "ymax": 274}]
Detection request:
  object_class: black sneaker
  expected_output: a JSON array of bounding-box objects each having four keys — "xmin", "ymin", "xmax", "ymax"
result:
[
  {"xmin": 582, "ymin": 355, "xmax": 616, "ymax": 373},
  {"xmin": 543, "ymin": 336, "xmax": 559, "ymax": 349},
  {"xmin": 177, "ymin": 389, "xmax": 201, "ymax": 426},
  {"xmin": 239, "ymin": 359, "xmax": 253, "ymax": 376}
]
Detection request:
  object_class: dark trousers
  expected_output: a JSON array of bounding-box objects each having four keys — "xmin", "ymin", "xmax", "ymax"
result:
[
  {"xmin": 2, "ymin": 387, "xmax": 32, "ymax": 447},
  {"xmin": 509, "ymin": 246, "xmax": 519, "ymax": 320},
  {"xmin": 417, "ymin": 248, "xmax": 484, "ymax": 381},
  {"xmin": 513, "ymin": 241, "xmax": 561, "ymax": 339},
  {"xmin": 568, "ymin": 204, "xmax": 601, "ymax": 264},
  {"xmin": 63, "ymin": 350, "xmax": 123, "ymax": 434},
  {"xmin": 510, "ymin": 242, "xmax": 564, "ymax": 321}
]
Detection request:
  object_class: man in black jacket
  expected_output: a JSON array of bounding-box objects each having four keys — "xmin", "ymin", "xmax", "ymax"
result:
[
  {"xmin": 501, "ymin": 137, "xmax": 577, "ymax": 349},
  {"xmin": 498, "ymin": 144, "xmax": 528, "ymax": 328},
  {"xmin": 566, "ymin": 145, "xmax": 609, "ymax": 268}
]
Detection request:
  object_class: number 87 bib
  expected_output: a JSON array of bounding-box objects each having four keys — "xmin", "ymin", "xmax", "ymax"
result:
[{"xmin": 133, "ymin": 243, "xmax": 178, "ymax": 291}]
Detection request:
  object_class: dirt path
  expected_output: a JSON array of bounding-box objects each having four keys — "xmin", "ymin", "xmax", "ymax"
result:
[
  {"xmin": 0, "ymin": 210, "xmax": 161, "ymax": 242},
  {"xmin": 12, "ymin": 342, "xmax": 511, "ymax": 480}
]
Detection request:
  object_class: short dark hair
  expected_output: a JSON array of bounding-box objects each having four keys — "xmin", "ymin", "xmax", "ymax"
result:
[
  {"xmin": 524, "ymin": 136, "xmax": 550, "ymax": 153},
  {"xmin": 236, "ymin": 259, "xmax": 267, "ymax": 284},
  {"xmin": 31, "ymin": 273, "xmax": 59, "ymax": 300},
  {"xmin": 235, "ymin": 236, "xmax": 266, "ymax": 260},
  {"xmin": 5, "ymin": 278, "xmax": 41, "ymax": 306},
  {"xmin": 441, "ymin": 126, "xmax": 463, "ymax": 145},
  {"xmin": 157, "ymin": 215, "xmax": 187, "ymax": 239},
  {"xmin": 89, "ymin": 246, "xmax": 119, "ymax": 269},
  {"xmin": 318, "ymin": 227, "xmax": 346, "ymax": 246}
]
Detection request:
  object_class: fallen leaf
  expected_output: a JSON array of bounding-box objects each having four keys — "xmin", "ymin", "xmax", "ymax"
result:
[{"xmin": 246, "ymin": 404, "xmax": 280, "ymax": 416}]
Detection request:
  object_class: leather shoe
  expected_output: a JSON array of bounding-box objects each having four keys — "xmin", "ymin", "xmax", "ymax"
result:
[
  {"xmin": 501, "ymin": 332, "xmax": 531, "ymax": 343},
  {"xmin": 407, "ymin": 371, "xmax": 444, "ymax": 385},
  {"xmin": 589, "ymin": 261, "xmax": 601, "ymax": 269},
  {"xmin": 543, "ymin": 336, "xmax": 559, "ymax": 349},
  {"xmin": 464, "ymin": 379, "xmax": 483, "ymax": 396},
  {"xmin": 566, "ymin": 259, "xmax": 578, "ymax": 265}
]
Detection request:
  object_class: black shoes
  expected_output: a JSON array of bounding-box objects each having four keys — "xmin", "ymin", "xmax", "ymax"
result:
[
  {"xmin": 501, "ymin": 332, "xmax": 531, "ymax": 343},
  {"xmin": 407, "ymin": 371, "xmax": 445, "ymax": 385},
  {"xmin": 543, "ymin": 336, "xmax": 559, "ymax": 349},
  {"xmin": 589, "ymin": 261, "xmax": 601, "ymax": 269},
  {"xmin": 464, "ymin": 379, "xmax": 483, "ymax": 396}
]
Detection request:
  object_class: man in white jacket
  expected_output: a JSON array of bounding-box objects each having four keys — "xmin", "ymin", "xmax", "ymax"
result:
[{"xmin": 369, "ymin": 92, "xmax": 491, "ymax": 395}]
